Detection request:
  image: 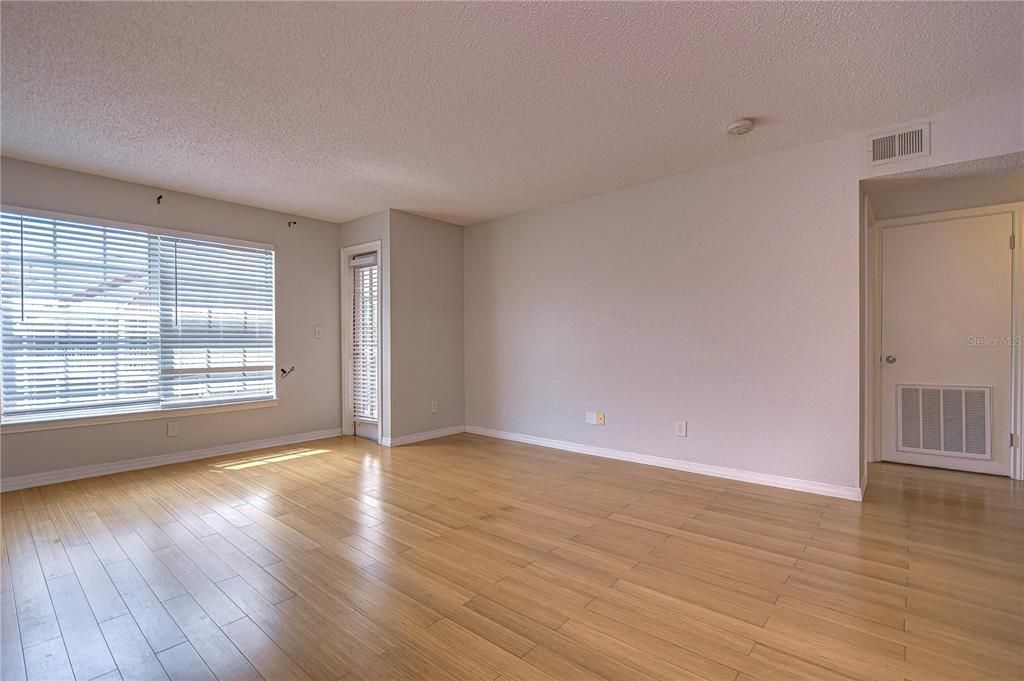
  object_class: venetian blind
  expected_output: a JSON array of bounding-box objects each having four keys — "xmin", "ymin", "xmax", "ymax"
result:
[{"xmin": 0, "ymin": 210, "xmax": 275, "ymax": 423}]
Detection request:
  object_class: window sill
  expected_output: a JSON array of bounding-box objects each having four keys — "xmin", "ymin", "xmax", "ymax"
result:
[{"xmin": 1, "ymin": 399, "xmax": 279, "ymax": 434}]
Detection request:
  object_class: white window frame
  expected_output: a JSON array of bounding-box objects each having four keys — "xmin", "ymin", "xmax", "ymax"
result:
[
  {"xmin": 0, "ymin": 205, "xmax": 279, "ymax": 433},
  {"xmin": 341, "ymin": 241, "xmax": 383, "ymax": 443}
]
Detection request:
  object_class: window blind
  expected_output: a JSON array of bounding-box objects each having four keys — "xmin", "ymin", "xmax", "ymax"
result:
[
  {"xmin": 351, "ymin": 254, "xmax": 379, "ymax": 421},
  {"xmin": 158, "ymin": 237, "xmax": 275, "ymax": 407},
  {"xmin": 0, "ymin": 210, "xmax": 275, "ymax": 424}
]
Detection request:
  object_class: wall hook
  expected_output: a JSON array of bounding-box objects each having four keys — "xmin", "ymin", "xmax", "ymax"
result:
[
  {"xmin": 156, "ymin": 194, "xmax": 163, "ymax": 205},
  {"xmin": 288, "ymin": 221, "xmax": 297, "ymax": 228},
  {"xmin": 280, "ymin": 366, "xmax": 295, "ymax": 379}
]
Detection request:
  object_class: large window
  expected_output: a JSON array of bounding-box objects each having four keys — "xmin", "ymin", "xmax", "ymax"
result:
[{"xmin": 0, "ymin": 209, "xmax": 275, "ymax": 424}]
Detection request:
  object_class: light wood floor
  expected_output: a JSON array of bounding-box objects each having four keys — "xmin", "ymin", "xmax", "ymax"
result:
[{"xmin": 1, "ymin": 434, "xmax": 1022, "ymax": 681}]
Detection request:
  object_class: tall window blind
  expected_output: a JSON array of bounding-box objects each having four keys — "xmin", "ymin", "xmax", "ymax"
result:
[
  {"xmin": 351, "ymin": 253, "xmax": 379, "ymax": 421},
  {"xmin": 0, "ymin": 210, "xmax": 275, "ymax": 424}
]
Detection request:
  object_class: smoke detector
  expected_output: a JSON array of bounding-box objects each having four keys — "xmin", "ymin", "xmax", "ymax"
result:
[{"xmin": 726, "ymin": 118, "xmax": 755, "ymax": 136}]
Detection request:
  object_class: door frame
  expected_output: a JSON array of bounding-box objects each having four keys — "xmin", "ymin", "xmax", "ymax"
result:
[
  {"xmin": 341, "ymin": 240, "xmax": 384, "ymax": 444},
  {"xmin": 865, "ymin": 202, "xmax": 1024, "ymax": 479}
]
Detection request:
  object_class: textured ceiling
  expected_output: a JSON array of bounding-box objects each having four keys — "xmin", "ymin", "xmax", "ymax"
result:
[{"xmin": 2, "ymin": 2, "xmax": 1022, "ymax": 225}]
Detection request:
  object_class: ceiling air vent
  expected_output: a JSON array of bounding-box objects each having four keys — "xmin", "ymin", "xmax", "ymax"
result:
[{"xmin": 868, "ymin": 123, "xmax": 930, "ymax": 166}]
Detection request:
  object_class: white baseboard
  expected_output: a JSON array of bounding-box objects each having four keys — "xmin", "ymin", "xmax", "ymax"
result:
[
  {"xmin": 1, "ymin": 422, "xmax": 862, "ymax": 501},
  {"xmin": 0, "ymin": 428, "xmax": 343, "ymax": 492},
  {"xmin": 381, "ymin": 425, "xmax": 466, "ymax": 447},
  {"xmin": 465, "ymin": 425, "xmax": 863, "ymax": 501}
]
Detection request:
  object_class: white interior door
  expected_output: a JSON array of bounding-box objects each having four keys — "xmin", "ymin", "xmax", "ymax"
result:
[{"xmin": 880, "ymin": 212, "xmax": 1013, "ymax": 475}]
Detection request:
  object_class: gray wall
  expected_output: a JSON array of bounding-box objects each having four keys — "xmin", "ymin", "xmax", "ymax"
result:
[
  {"xmin": 389, "ymin": 210, "xmax": 465, "ymax": 438},
  {"xmin": 337, "ymin": 209, "xmax": 466, "ymax": 441},
  {"xmin": 1, "ymin": 158, "xmax": 343, "ymax": 479},
  {"xmin": 464, "ymin": 135, "xmax": 864, "ymax": 489}
]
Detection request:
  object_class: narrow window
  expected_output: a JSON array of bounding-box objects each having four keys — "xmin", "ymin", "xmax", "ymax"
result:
[{"xmin": 350, "ymin": 252, "xmax": 379, "ymax": 422}]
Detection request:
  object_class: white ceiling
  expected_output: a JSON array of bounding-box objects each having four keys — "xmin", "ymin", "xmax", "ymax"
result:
[{"xmin": 2, "ymin": 2, "xmax": 1022, "ymax": 225}]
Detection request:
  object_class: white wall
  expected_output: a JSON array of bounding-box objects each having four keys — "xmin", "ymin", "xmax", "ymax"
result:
[
  {"xmin": 389, "ymin": 210, "xmax": 465, "ymax": 438},
  {"xmin": 1, "ymin": 158, "xmax": 343, "ymax": 480},
  {"xmin": 465, "ymin": 135, "xmax": 864, "ymax": 488}
]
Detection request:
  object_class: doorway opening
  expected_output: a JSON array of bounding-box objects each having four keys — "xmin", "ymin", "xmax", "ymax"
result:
[
  {"xmin": 862, "ymin": 154, "xmax": 1024, "ymax": 479},
  {"xmin": 342, "ymin": 241, "xmax": 382, "ymax": 443}
]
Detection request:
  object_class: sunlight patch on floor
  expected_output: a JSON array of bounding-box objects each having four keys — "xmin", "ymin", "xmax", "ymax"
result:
[{"xmin": 211, "ymin": 447, "xmax": 330, "ymax": 470}]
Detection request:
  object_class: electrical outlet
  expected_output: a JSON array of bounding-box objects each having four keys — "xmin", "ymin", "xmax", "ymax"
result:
[
  {"xmin": 596, "ymin": 412, "xmax": 606, "ymax": 426},
  {"xmin": 431, "ymin": 400, "xmax": 438, "ymax": 413},
  {"xmin": 314, "ymin": 325, "xmax": 323, "ymax": 339},
  {"xmin": 674, "ymin": 420, "xmax": 687, "ymax": 437},
  {"xmin": 167, "ymin": 421, "xmax": 180, "ymax": 437}
]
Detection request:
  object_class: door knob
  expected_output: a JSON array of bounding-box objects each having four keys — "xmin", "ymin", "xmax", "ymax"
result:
[{"xmin": 884, "ymin": 355, "xmax": 896, "ymax": 365}]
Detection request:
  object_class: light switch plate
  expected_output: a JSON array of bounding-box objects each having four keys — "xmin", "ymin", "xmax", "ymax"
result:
[
  {"xmin": 674, "ymin": 420, "xmax": 687, "ymax": 437},
  {"xmin": 314, "ymin": 325, "xmax": 323, "ymax": 339},
  {"xmin": 431, "ymin": 400, "xmax": 439, "ymax": 413}
]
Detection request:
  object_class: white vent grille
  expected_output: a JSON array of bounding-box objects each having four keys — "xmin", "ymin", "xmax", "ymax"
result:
[
  {"xmin": 898, "ymin": 384, "xmax": 991, "ymax": 459},
  {"xmin": 868, "ymin": 123, "xmax": 930, "ymax": 166}
]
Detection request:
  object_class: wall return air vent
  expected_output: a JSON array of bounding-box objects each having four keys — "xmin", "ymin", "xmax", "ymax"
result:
[
  {"xmin": 868, "ymin": 123, "xmax": 930, "ymax": 166},
  {"xmin": 898, "ymin": 384, "xmax": 991, "ymax": 460}
]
